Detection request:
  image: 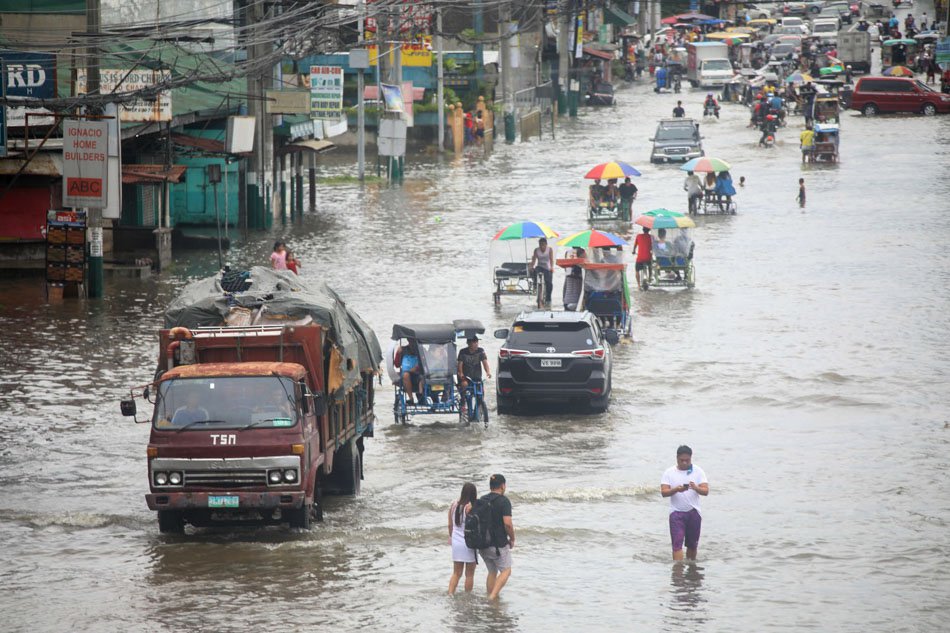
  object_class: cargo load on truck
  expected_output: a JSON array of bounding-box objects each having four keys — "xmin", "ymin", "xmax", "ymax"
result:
[{"xmin": 163, "ymin": 266, "xmax": 382, "ymax": 400}]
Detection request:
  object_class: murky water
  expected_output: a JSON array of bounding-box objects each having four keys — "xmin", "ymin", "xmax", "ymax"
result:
[{"xmin": 2, "ymin": 67, "xmax": 950, "ymax": 631}]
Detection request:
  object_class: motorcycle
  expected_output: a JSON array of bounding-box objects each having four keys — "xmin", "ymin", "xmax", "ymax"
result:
[
  {"xmin": 624, "ymin": 62, "xmax": 635, "ymax": 82},
  {"xmin": 703, "ymin": 103, "xmax": 720, "ymax": 119},
  {"xmin": 673, "ymin": 74, "xmax": 682, "ymax": 93}
]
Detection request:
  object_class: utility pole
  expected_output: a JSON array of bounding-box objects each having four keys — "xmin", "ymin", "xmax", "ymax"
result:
[
  {"xmin": 474, "ymin": 0, "xmax": 485, "ymax": 83},
  {"xmin": 436, "ymin": 6, "xmax": 445, "ymax": 151},
  {"xmin": 85, "ymin": 0, "xmax": 103, "ymax": 299},
  {"xmin": 247, "ymin": 0, "xmax": 272, "ymax": 228},
  {"xmin": 557, "ymin": 0, "xmax": 571, "ymax": 115},
  {"xmin": 357, "ymin": 0, "xmax": 366, "ymax": 179},
  {"xmin": 500, "ymin": 2, "xmax": 515, "ymax": 143}
]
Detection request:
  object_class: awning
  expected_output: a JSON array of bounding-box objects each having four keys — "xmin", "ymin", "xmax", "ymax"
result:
[
  {"xmin": 171, "ymin": 133, "xmax": 251, "ymax": 157},
  {"xmin": 363, "ymin": 86, "xmax": 426, "ymax": 102},
  {"xmin": 277, "ymin": 139, "xmax": 335, "ymax": 155},
  {"xmin": 121, "ymin": 164, "xmax": 187, "ymax": 185},
  {"xmin": 604, "ymin": 5, "xmax": 636, "ymax": 28},
  {"xmin": 583, "ymin": 46, "xmax": 615, "ymax": 61},
  {"xmin": 0, "ymin": 152, "xmax": 62, "ymax": 177}
]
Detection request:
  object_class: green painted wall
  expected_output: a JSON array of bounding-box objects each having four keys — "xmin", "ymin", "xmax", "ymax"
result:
[
  {"xmin": 171, "ymin": 156, "xmax": 239, "ymax": 227},
  {"xmin": 0, "ymin": 1, "xmax": 84, "ymax": 13}
]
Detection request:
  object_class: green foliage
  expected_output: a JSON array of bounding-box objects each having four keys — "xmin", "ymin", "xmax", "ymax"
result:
[{"xmin": 443, "ymin": 57, "xmax": 457, "ymax": 72}]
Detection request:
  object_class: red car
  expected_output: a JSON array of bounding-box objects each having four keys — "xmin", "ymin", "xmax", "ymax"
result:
[{"xmin": 850, "ymin": 76, "xmax": 950, "ymax": 115}]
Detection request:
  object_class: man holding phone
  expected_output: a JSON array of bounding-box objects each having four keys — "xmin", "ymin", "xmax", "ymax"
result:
[{"xmin": 660, "ymin": 445, "xmax": 709, "ymax": 561}]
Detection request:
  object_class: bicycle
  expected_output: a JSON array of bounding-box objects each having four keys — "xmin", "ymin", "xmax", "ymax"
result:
[
  {"xmin": 532, "ymin": 267, "xmax": 550, "ymax": 309},
  {"xmin": 458, "ymin": 376, "xmax": 489, "ymax": 428}
]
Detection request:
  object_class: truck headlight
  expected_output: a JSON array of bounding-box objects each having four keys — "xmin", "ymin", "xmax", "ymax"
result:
[
  {"xmin": 168, "ymin": 472, "xmax": 182, "ymax": 485},
  {"xmin": 282, "ymin": 469, "xmax": 297, "ymax": 483},
  {"xmin": 154, "ymin": 472, "xmax": 168, "ymax": 486},
  {"xmin": 268, "ymin": 469, "xmax": 283, "ymax": 484}
]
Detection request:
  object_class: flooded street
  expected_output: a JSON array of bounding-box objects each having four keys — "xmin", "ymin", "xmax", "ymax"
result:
[{"xmin": 2, "ymin": 77, "xmax": 950, "ymax": 632}]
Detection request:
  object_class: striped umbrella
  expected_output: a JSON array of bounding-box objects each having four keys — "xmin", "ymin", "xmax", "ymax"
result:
[
  {"xmin": 584, "ymin": 161, "xmax": 642, "ymax": 180},
  {"xmin": 882, "ymin": 65, "xmax": 914, "ymax": 77},
  {"xmin": 635, "ymin": 209, "xmax": 696, "ymax": 229},
  {"xmin": 679, "ymin": 156, "xmax": 731, "ymax": 173},
  {"xmin": 492, "ymin": 221, "xmax": 559, "ymax": 241},
  {"xmin": 786, "ymin": 71, "xmax": 813, "ymax": 84},
  {"xmin": 557, "ymin": 229, "xmax": 628, "ymax": 248}
]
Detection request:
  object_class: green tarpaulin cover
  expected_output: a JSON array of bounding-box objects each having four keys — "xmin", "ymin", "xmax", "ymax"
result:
[{"xmin": 164, "ymin": 267, "xmax": 382, "ymax": 399}]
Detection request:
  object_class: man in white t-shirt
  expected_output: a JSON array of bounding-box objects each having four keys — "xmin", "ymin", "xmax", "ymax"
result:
[{"xmin": 660, "ymin": 445, "xmax": 709, "ymax": 561}]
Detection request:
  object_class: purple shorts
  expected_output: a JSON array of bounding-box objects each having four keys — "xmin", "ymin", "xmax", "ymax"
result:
[{"xmin": 669, "ymin": 509, "xmax": 702, "ymax": 551}]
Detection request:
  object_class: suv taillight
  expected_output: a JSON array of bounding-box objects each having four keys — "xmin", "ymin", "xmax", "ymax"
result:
[
  {"xmin": 572, "ymin": 348, "xmax": 606, "ymax": 360},
  {"xmin": 499, "ymin": 348, "xmax": 529, "ymax": 359}
]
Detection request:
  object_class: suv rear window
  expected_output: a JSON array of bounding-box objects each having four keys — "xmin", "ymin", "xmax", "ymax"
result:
[
  {"xmin": 507, "ymin": 321, "xmax": 597, "ymax": 352},
  {"xmin": 656, "ymin": 125, "xmax": 698, "ymax": 141}
]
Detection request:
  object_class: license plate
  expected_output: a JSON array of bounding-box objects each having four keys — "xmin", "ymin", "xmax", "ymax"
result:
[
  {"xmin": 540, "ymin": 359, "xmax": 562, "ymax": 368},
  {"xmin": 208, "ymin": 495, "xmax": 239, "ymax": 508}
]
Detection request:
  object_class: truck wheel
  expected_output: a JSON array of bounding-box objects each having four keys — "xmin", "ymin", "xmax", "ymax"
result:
[
  {"xmin": 157, "ymin": 510, "xmax": 184, "ymax": 534},
  {"xmin": 288, "ymin": 502, "xmax": 312, "ymax": 529},
  {"xmin": 333, "ymin": 439, "xmax": 362, "ymax": 496}
]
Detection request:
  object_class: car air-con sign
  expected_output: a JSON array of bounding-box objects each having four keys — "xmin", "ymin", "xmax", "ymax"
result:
[{"xmin": 62, "ymin": 120, "xmax": 109, "ymax": 209}]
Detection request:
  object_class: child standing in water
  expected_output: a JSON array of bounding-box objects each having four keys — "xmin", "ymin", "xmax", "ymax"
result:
[
  {"xmin": 286, "ymin": 250, "xmax": 300, "ymax": 275},
  {"xmin": 797, "ymin": 178, "xmax": 806, "ymax": 208}
]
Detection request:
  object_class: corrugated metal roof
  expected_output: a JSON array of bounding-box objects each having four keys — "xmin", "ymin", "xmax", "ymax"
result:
[{"xmin": 122, "ymin": 164, "xmax": 187, "ymax": 184}]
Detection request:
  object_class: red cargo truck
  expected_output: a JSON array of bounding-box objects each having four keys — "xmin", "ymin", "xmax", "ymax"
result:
[{"xmin": 121, "ymin": 268, "xmax": 381, "ymax": 533}]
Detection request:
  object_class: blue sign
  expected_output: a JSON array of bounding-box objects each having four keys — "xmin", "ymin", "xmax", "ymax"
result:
[{"xmin": 0, "ymin": 49, "xmax": 56, "ymax": 99}]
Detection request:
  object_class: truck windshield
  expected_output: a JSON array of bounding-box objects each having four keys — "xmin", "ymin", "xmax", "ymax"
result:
[
  {"xmin": 702, "ymin": 59, "xmax": 733, "ymax": 71},
  {"xmin": 152, "ymin": 376, "xmax": 298, "ymax": 431}
]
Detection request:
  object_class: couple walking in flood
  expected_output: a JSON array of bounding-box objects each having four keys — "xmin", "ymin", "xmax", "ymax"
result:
[{"xmin": 447, "ymin": 474, "xmax": 514, "ymax": 599}]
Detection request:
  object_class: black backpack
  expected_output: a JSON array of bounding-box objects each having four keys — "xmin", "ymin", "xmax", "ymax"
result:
[{"xmin": 464, "ymin": 494, "xmax": 498, "ymax": 551}]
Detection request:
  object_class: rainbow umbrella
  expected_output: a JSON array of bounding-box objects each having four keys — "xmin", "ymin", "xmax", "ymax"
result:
[
  {"xmin": 584, "ymin": 161, "xmax": 642, "ymax": 180},
  {"xmin": 493, "ymin": 221, "xmax": 559, "ymax": 241},
  {"xmin": 679, "ymin": 156, "xmax": 731, "ymax": 173},
  {"xmin": 558, "ymin": 229, "xmax": 628, "ymax": 248},
  {"xmin": 635, "ymin": 209, "xmax": 696, "ymax": 229},
  {"xmin": 882, "ymin": 65, "xmax": 914, "ymax": 77}
]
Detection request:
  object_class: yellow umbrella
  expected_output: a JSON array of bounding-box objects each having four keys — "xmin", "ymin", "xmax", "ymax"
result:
[{"xmin": 706, "ymin": 31, "xmax": 751, "ymax": 41}]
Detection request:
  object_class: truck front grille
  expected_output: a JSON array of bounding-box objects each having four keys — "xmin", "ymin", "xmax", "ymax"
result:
[{"xmin": 184, "ymin": 470, "xmax": 268, "ymax": 488}]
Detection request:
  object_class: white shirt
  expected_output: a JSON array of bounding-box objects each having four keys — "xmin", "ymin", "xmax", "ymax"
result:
[{"xmin": 661, "ymin": 464, "xmax": 708, "ymax": 514}]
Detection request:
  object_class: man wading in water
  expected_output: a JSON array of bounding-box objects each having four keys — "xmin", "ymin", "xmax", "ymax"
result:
[{"xmin": 660, "ymin": 445, "xmax": 709, "ymax": 561}]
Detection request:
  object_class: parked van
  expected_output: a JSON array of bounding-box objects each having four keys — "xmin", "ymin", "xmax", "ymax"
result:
[{"xmin": 849, "ymin": 77, "xmax": 950, "ymax": 115}]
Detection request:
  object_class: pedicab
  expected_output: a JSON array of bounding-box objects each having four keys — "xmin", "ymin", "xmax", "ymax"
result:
[
  {"xmin": 388, "ymin": 320, "xmax": 488, "ymax": 427},
  {"xmin": 491, "ymin": 221, "xmax": 559, "ymax": 306},
  {"xmin": 635, "ymin": 210, "xmax": 697, "ymax": 290},
  {"xmin": 881, "ymin": 39, "xmax": 919, "ymax": 68},
  {"xmin": 556, "ymin": 230, "xmax": 633, "ymax": 340},
  {"xmin": 808, "ymin": 122, "xmax": 840, "ymax": 162},
  {"xmin": 810, "ymin": 93, "xmax": 840, "ymax": 123},
  {"xmin": 585, "ymin": 161, "xmax": 642, "ymax": 222},
  {"xmin": 680, "ymin": 156, "xmax": 738, "ymax": 215}
]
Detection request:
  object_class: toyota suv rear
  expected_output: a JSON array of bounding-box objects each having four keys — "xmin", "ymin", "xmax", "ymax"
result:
[
  {"xmin": 650, "ymin": 119, "xmax": 704, "ymax": 163},
  {"xmin": 494, "ymin": 311, "xmax": 614, "ymax": 413}
]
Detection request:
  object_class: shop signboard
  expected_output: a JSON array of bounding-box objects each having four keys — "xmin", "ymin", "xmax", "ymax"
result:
[
  {"xmin": 62, "ymin": 119, "xmax": 109, "ymax": 209},
  {"xmin": 1, "ymin": 49, "xmax": 57, "ymax": 127},
  {"xmin": 309, "ymin": 65, "xmax": 344, "ymax": 120},
  {"xmin": 76, "ymin": 68, "xmax": 172, "ymax": 122}
]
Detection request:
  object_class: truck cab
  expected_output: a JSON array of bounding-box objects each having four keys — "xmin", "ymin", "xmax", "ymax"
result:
[
  {"xmin": 686, "ymin": 42, "xmax": 735, "ymax": 88},
  {"xmin": 124, "ymin": 313, "xmax": 377, "ymax": 533}
]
